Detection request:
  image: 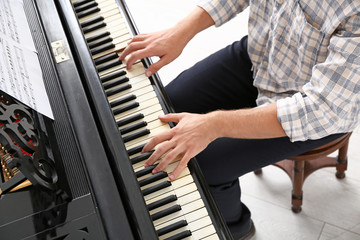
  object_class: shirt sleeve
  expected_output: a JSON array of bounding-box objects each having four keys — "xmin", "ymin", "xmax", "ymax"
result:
[
  {"xmin": 277, "ymin": 13, "xmax": 360, "ymax": 142},
  {"xmin": 197, "ymin": 0, "xmax": 249, "ymax": 27}
]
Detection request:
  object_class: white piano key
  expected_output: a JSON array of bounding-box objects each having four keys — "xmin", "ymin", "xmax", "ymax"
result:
[
  {"xmin": 152, "ymin": 207, "xmax": 184, "ymax": 227},
  {"xmin": 118, "ymin": 109, "xmax": 164, "ymax": 133},
  {"xmin": 183, "ymin": 207, "xmax": 209, "ymax": 225},
  {"xmin": 164, "ymin": 216, "xmax": 215, "ymax": 240},
  {"xmin": 107, "ymin": 78, "xmax": 152, "ymax": 102},
  {"xmin": 85, "ymin": 25, "xmax": 129, "ymax": 48},
  {"xmin": 136, "ymin": 160, "xmax": 189, "ymax": 181},
  {"xmin": 190, "ymin": 224, "xmax": 217, "ymax": 240},
  {"xmin": 144, "ymin": 177, "xmax": 196, "ymax": 202},
  {"xmin": 84, "ymin": 22, "xmax": 127, "ymax": 39},
  {"xmin": 149, "ymin": 200, "xmax": 178, "ymax": 216},
  {"xmin": 159, "ymin": 226, "xmax": 189, "ymax": 240},
  {"xmin": 119, "ymin": 105, "xmax": 163, "ymax": 131},
  {"xmin": 177, "ymin": 191, "xmax": 201, "ymax": 207},
  {"xmin": 77, "ymin": 3, "xmax": 119, "ymax": 22},
  {"xmin": 114, "ymin": 97, "xmax": 159, "ymax": 121},
  {"xmin": 125, "ymin": 124, "xmax": 170, "ymax": 149},
  {"xmin": 120, "ymin": 117, "xmax": 164, "ymax": 139},
  {"xmin": 171, "ymin": 175, "xmax": 194, "ymax": 190},
  {"xmin": 92, "ymin": 40, "xmax": 129, "ymax": 59},
  {"xmin": 102, "ymin": 62, "xmax": 145, "ymax": 80},
  {"xmin": 153, "ymin": 199, "xmax": 204, "ymax": 226},
  {"xmin": 202, "ymin": 234, "xmax": 220, "ymax": 240},
  {"xmin": 181, "ymin": 199, "xmax": 205, "ymax": 215},
  {"xmin": 188, "ymin": 216, "xmax": 213, "ymax": 233}
]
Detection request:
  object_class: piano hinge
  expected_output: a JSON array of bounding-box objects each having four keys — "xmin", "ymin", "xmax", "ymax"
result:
[{"xmin": 51, "ymin": 40, "xmax": 70, "ymax": 63}]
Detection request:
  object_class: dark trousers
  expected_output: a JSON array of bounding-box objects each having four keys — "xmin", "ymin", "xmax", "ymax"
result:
[{"xmin": 165, "ymin": 36, "xmax": 344, "ymax": 234}]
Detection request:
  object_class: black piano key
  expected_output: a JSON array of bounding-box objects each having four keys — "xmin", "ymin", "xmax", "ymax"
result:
[
  {"xmin": 86, "ymin": 31, "xmax": 110, "ymax": 43},
  {"xmin": 91, "ymin": 42, "xmax": 115, "ymax": 55},
  {"xmin": 106, "ymin": 83, "xmax": 131, "ymax": 97},
  {"xmin": 123, "ymin": 129, "xmax": 150, "ymax": 143},
  {"xmin": 77, "ymin": 6, "xmax": 100, "ymax": 19},
  {"xmin": 131, "ymin": 151, "xmax": 153, "ymax": 165},
  {"xmin": 103, "ymin": 76, "xmax": 129, "ymax": 90},
  {"xmin": 103, "ymin": 76, "xmax": 129, "ymax": 91},
  {"xmin": 100, "ymin": 70, "xmax": 127, "ymax": 83},
  {"xmin": 80, "ymin": 16, "xmax": 104, "ymax": 28},
  {"xmin": 120, "ymin": 121, "xmax": 147, "ymax": 135},
  {"xmin": 142, "ymin": 180, "xmax": 171, "ymax": 196},
  {"xmin": 127, "ymin": 143, "xmax": 146, "ymax": 156},
  {"xmin": 164, "ymin": 230, "xmax": 192, "ymax": 240},
  {"xmin": 96, "ymin": 58, "xmax": 122, "ymax": 72},
  {"xmin": 147, "ymin": 194, "xmax": 177, "ymax": 211},
  {"xmin": 135, "ymin": 165, "xmax": 156, "ymax": 178},
  {"xmin": 75, "ymin": 1, "xmax": 98, "ymax": 13},
  {"xmin": 89, "ymin": 36, "xmax": 113, "ymax": 50},
  {"xmin": 157, "ymin": 220, "xmax": 188, "ymax": 237},
  {"xmin": 112, "ymin": 101, "xmax": 138, "ymax": 115},
  {"xmin": 83, "ymin": 22, "xmax": 106, "ymax": 34},
  {"xmin": 94, "ymin": 52, "xmax": 119, "ymax": 65},
  {"xmin": 110, "ymin": 94, "xmax": 136, "ymax": 108},
  {"xmin": 139, "ymin": 171, "xmax": 168, "ymax": 187},
  {"xmin": 151, "ymin": 205, "xmax": 182, "ymax": 221},
  {"xmin": 117, "ymin": 113, "xmax": 144, "ymax": 127},
  {"xmin": 73, "ymin": 0, "xmax": 92, "ymax": 8}
]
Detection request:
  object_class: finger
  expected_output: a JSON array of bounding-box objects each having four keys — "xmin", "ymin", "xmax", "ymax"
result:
[
  {"xmin": 152, "ymin": 147, "xmax": 182, "ymax": 173},
  {"xmin": 169, "ymin": 152, "xmax": 192, "ymax": 181},
  {"xmin": 145, "ymin": 55, "xmax": 172, "ymax": 77},
  {"xmin": 125, "ymin": 48, "xmax": 155, "ymax": 71},
  {"xmin": 144, "ymin": 141, "xmax": 174, "ymax": 167},
  {"xmin": 158, "ymin": 113, "xmax": 183, "ymax": 123},
  {"xmin": 119, "ymin": 41, "xmax": 146, "ymax": 62},
  {"xmin": 131, "ymin": 33, "xmax": 150, "ymax": 42},
  {"xmin": 142, "ymin": 130, "xmax": 173, "ymax": 153}
]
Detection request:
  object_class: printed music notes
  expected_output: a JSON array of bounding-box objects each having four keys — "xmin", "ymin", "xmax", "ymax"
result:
[{"xmin": 0, "ymin": 0, "xmax": 53, "ymax": 119}]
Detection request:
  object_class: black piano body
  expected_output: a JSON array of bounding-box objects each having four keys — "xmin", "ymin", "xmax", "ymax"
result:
[{"xmin": 0, "ymin": 0, "xmax": 233, "ymax": 239}]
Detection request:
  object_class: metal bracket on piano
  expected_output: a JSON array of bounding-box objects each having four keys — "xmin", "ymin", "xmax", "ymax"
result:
[{"xmin": 0, "ymin": 91, "xmax": 58, "ymax": 195}]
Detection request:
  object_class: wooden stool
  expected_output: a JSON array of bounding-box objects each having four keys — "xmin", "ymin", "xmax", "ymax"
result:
[{"xmin": 254, "ymin": 132, "xmax": 352, "ymax": 213}]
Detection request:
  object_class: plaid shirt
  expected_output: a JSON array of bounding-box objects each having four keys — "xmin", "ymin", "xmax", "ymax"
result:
[{"xmin": 198, "ymin": 0, "xmax": 360, "ymax": 141}]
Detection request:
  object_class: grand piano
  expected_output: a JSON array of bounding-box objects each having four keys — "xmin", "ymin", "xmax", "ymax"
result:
[{"xmin": 0, "ymin": 0, "xmax": 233, "ymax": 239}]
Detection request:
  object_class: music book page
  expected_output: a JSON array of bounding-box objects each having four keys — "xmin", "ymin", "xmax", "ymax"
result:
[{"xmin": 0, "ymin": 0, "xmax": 54, "ymax": 119}]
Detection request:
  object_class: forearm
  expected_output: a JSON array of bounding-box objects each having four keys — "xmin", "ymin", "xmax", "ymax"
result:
[
  {"xmin": 175, "ymin": 6, "xmax": 215, "ymax": 43},
  {"xmin": 208, "ymin": 104, "xmax": 287, "ymax": 139}
]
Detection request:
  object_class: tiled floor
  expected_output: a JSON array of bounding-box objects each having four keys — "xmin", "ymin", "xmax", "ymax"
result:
[{"xmin": 125, "ymin": 1, "xmax": 360, "ymax": 239}]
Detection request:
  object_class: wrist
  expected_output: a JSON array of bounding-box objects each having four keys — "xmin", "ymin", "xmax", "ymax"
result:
[{"xmin": 206, "ymin": 111, "xmax": 226, "ymax": 140}]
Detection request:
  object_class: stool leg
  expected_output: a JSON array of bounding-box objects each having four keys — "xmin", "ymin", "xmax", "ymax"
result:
[
  {"xmin": 291, "ymin": 160, "xmax": 304, "ymax": 213},
  {"xmin": 336, "ymin": 140, "xmax": 349, "ymax": 179},
  {"xmin": 254, "ymin": 169, "xmax": 263, "ymax": 175}
]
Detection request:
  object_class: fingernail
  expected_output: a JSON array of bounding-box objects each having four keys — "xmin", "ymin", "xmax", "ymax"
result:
[
  {"xmin": 145, "ymin": 69, "xmax": 152, "ymax": 77},
  {"xmin": 169, "ymin": 174, "xmax": 175, "ymax": 181},
  {"xmin": 152, "ymin": 169, "xmax": 157, "ymax": 174},
  {"xmin": 144, "ymin": 163, "xmax": 148, "ymax": 168}
]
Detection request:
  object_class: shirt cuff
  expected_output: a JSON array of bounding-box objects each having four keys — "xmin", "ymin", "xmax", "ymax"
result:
[
  {"xmin": 277, "ymin": 94, "xmax": 308, "ymax": 142},
  {"xmin": 197, "ymin": 0, "xmax": 248, "ymax": 27}
]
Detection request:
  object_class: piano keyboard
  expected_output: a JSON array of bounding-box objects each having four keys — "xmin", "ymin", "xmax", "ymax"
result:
[{"xmin": 71, "ymin": 0, "xmax": 220, "ymax": 239}]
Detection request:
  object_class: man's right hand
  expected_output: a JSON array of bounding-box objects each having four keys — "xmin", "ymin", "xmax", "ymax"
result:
[
  {"xmin": 119, "ymin": 6, "xmax": 215, "ymax": 76},
  {"xmin": 119, "ymin": 26, "xmax": 188, "ymax": 77}
]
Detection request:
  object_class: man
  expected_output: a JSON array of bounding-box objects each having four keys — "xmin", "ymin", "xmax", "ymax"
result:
[{"xmin": 120, "ymin": 0, "xmax": 360, "ymax": 239}]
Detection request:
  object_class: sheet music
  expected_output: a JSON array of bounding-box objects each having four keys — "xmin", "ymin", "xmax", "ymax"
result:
[{"xmin": 0, "ymin": 0, "xmax": 54, "ymax": 119}]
